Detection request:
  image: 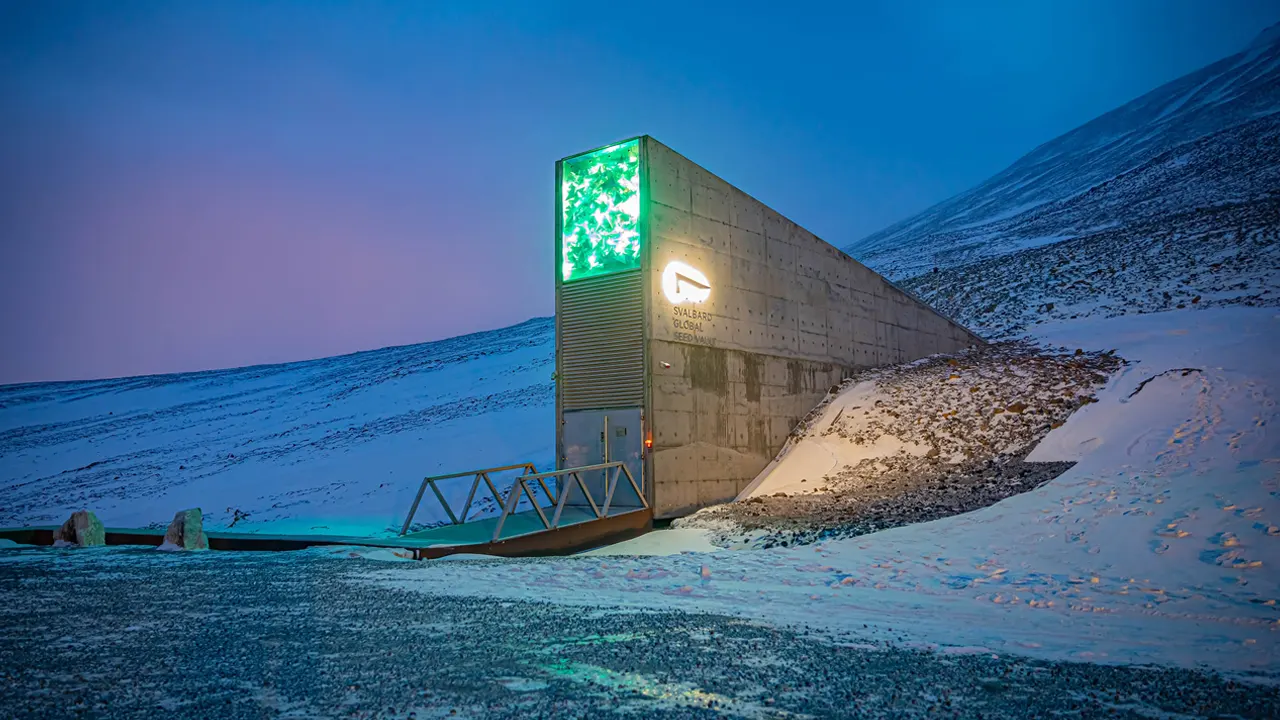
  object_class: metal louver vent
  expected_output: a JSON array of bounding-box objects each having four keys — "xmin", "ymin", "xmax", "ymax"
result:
[{"xmin": 559, "ymin": 271, "xmax": 645, "ymax": 410}]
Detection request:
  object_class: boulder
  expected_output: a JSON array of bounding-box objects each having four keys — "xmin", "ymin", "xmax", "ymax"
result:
[
  {"xmin": 159, "ymin": 508, "xmax": 208, "ymax": 551},
  {"xmin": 52, "ymin": 510, "xmax": 106, "ymax": 547}
]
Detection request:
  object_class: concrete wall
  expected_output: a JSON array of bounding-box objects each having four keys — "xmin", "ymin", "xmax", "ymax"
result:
[
  {"xmin": 647, "ymin": 341, "xmax": 844, "ymax": 517},
  {"xmin": 642, "ymin": 137, "xmax": 981, "ymax": 518}
]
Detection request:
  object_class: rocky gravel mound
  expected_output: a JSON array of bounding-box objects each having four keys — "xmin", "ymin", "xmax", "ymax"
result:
[
  {"xmin": 680, "ymin": 342, "xmax": 1124, "ymax": 547},
  {"xmin": 822, "ymin": 343, "xmax": 1121, "ymax": 461},
  {"xmin": 709, "ymin": 455, "xmax": 1077, "ymax": 548}
]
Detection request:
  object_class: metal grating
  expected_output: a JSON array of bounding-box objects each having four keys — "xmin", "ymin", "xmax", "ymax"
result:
[{"xmin": 559, "ymin": 271, "xmax": 645, "ymax": 410}]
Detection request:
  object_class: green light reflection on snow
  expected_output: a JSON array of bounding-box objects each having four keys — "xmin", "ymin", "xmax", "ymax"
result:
[{"xmin": 560, "ymin": 139, "xmax": 641, "ymax": 282}]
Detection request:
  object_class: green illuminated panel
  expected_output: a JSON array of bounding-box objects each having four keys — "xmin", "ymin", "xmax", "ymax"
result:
[{"xmin": 560, "ymin": 139, "xmax": 641, "ymax": 282}]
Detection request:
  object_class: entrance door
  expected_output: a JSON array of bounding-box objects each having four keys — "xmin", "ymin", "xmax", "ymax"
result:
[{"xmin": 561, "ymin": 408, "xmax": 644, "ymax": 511}]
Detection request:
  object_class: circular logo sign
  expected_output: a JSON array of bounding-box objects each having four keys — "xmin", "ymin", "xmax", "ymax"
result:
[{"xmin": 662, "ymin": 261, "xmax": 711, "ymax": 305}]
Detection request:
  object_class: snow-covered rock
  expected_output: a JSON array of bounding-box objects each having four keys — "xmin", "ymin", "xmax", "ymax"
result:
[
  {"xmin": 158, "ymin": 508, "xmax": 207, "ymax": 551},
  {"xmin": 52, "ymin": 510, "xmax": 105, "ymax": 547}
]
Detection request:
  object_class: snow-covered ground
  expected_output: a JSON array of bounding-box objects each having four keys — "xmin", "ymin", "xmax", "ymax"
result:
[
  {"xmin": 0, "ymin": 318, "xmax": 556, "ymax": 536},
  {"xmin": 365, "ymin": 307, "xmax": 1280, "ymax": 676}
]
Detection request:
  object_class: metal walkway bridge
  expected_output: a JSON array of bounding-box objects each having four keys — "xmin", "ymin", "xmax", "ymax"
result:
[
  {"xmin": 0, "ymin": 461, "xmax": 652, "ymax": 560},
  {"xmin": 396, "ymin": 460, "xmax": 651, "ymax": 558}
]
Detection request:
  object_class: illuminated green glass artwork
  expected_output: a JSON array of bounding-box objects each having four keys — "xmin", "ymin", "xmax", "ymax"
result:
[{"xmin": 560, "ymin": 139, "xmax": 641, "ymax": 282}]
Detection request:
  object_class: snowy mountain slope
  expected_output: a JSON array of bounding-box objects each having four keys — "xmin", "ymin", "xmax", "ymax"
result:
[
  {"xmin": 845, "ymin": 22, "xmax": 1280, "ymax": 285},
  {"xmin": 907, "ymin": 193, "xmax": 1279, "ymax": 337},
  {"xmin": 0, "ymin": 318, "xmax": 556, "ymax": 535}
]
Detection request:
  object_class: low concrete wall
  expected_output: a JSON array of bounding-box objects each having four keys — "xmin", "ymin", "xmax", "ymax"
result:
[
  {"xmin": 648, "ymin": 340, "xmax": 843, "ymax": 517},
  {"xmin": 642, "ymin": 138, "xmax": 981, "ymax": 518}
]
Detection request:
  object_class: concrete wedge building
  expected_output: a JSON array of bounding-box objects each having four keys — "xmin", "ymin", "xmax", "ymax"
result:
[{"xmin": 555, "ymin": 136, "xmax": 982, "ymax": 519}]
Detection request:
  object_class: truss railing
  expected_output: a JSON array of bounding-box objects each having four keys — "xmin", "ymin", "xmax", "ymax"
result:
[
  {"xmin": 400, "ymin": 459, "xmax": 649, "ymax": 542},
  {"xmin": 490, "ymin": 461, "xmax": 648, "ymax": 542},
  {"xmin": 399, "ymin": 462, "xmax": 543, "ymax": 536}
]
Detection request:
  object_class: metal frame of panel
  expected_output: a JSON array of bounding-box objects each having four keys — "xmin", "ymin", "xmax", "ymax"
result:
[
  {"xmin": 639, "ymin": 137, "xmax": 655, "ymax": 507},
  {"xmin": 555, "ymin": 136, "xmax": 652, "ymax": 506}
]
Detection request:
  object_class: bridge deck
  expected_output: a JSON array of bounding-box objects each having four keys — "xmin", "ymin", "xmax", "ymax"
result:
[{"xmin": 403, "ymin": 505, "xmax": 634, "ymax": 546}]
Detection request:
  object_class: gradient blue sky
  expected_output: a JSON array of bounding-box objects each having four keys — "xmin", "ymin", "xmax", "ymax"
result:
[{"xmin": 2, "ymin": 0, "xmax": 1277, "ymax": 384}]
